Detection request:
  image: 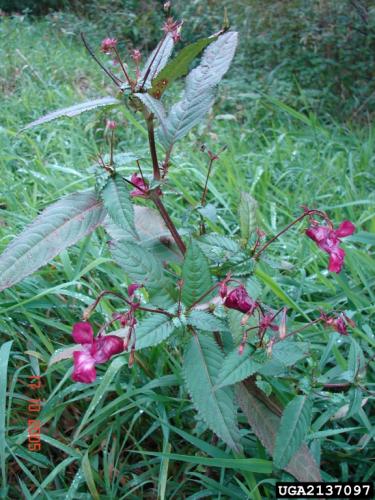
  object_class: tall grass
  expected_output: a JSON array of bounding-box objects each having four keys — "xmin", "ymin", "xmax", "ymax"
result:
[{"xmin": 0, "ymin": 15, "xmax": 374, "ymax": 498}]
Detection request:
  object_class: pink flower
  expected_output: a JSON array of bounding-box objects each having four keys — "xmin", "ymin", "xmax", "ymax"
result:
[
  {"xmin": 128, "ymin": 283, "xmax": 141, "ymax": 297},
  {"xmin": 162, "ymin": 18, "xmax": 182, "ymax": 43},
  {"xmin": 131, "ymin": 49, "xmax": 142, "ymax": 64},
  {"xmin": 306, "ymin": 220, "xmax": 355, "ymax": 273},
  {"xmin": 223, "ymin": 286, "xmax": 258, "ymax": 315},
  {"xmin": 130, "ymin": 173, "xmax": 149, "ymax": 198},
  {"xmin": 101, "ymin": 37, "xmax": 117, "ymax": 53},
  {"xmin": 71, "ymin": 322, "xmax": 123, "ymax": 383},
  {"xmin": 106, "ymin": 119, "xmax": 117, "ymax": 130},
  {"xmin": 322, "ymin": 313, "xmax": 355, "ymax": 336}
]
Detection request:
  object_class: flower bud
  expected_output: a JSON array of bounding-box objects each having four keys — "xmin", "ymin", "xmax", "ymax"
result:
[{"xmin": 101, "ymin": 37, "xmax": 117, "ymax": 54}]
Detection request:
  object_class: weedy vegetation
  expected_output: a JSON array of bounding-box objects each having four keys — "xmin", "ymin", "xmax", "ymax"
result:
[{"xmin": 0, "ymin": 2, "xmax": 374, "ymax": 498}]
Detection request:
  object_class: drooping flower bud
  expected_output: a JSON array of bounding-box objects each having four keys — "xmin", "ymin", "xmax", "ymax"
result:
[
  {"xmin": 128, "ymin": 283, "xmax": 141, "ymax": 297},
  {"xmin": 223, "ymin": 286, "xmax": 258, "ymax": 315}
]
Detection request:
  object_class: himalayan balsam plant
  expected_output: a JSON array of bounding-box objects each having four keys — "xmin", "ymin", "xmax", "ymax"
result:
[{"xmin": 0, "ymin": 7, "xmax": 363, "ymax": 482}]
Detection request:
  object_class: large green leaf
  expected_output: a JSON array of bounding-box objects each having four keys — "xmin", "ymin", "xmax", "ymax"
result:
[
  {"xmin": 215, "ymin": 345, "xmax": 261, "ymax": 388},
  {"xmin": 239, "ymin": 192, "xmax": 257, "ymax": 245},
  {"xmin": 0, "ymin": 190, "xmax": 106, "ymax": 291},
  {"xmin": 21, "ymin": 96, "xmax": 121, "ymax": 131},
  {"xmin": 187, "ymin": 310, "xmax": 225, "ymax": 332},
  {"xmin": 183, "ymin": 333, "xmax": 241, "ymax": 451},
  {"xmin": 236, "ymin": 382, "xmax": 321, "ymax": 482},
  {"xmin": 110, "ymin": 240, "xmax": 167, "ymax": 290},
  {"xmin": 134, "ymin": 93, "xmax": 167, "ymax": 133},
  {"xmin": 158, "ymin": 31, "xmax": 238, "ymax": 150},
  {"xmin": 149, "ymin": 36, "xmax": 216, "ymax": 98},
  {"xmin": 274, "ymin": 395, "xmax": 313, "ymax": 469},
  {"xmin": 101, "ymin": 175, "xmax": 136, "ymax": 237},
  {"xmin": 140, "ymin": 33, "xmax": 175, "ymax": 89},
  {"xmin": 182, "ymin": 240, "xmax": 212, "ymax": 307}
]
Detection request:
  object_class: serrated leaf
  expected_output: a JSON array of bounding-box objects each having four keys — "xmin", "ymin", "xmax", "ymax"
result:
[
  {"xmin": 101, "ymin": 175, "xmax": 136, "ymax": 237},
  {"xmin": 111, "ymin": 240, "xmax": 167, "ymax": 290},
  {"xmin": 21, "ymin": 96, "xmax": 121, "ymax": 131},
  {"xmin": 0, "ymin": 190, "xmax": 106, "ymax": 291},
  {"xmin": 110, "ymin": 314, "xmax": 175, "ymax": 350},
  {"xmin": 140, "ymin": 33, "xmax": 175, "ymax": 89},
  {"xmin": 150, "ymin": 36, "xmax": 216, "ymax": 99},
  {"xmin": 158, "ymin": 31, "xmax": 238, "ymax": 150},
  {"xmin": 134, "ymin": 93, "xmax": 167, "ymax": 133},
  {"xmin": 183, "ymin": 333, "xmax": 241, "ymax": 451},
  {"xmin": 198, "ymin": 233, "xmax": 240, "ymax": 261},
  {"xmin": 236, "ymin": 382, "xmax": 321, "ymax": 481},
  {"xmin": 136, "ymin": 314, "xmax": 176, "ymax": 350},
  {"xmin": 216, "ymin": 345, "xmax": 261, "ymax": 388},
  {"xmin": 239, "ymin": 192, "xmax": 257, "ymax": 244},
  {"xmin": 271, "ymin": 341, "xmax": 309, "ymax": 366},
  {"xmin": 187, "ymin": 310, "xmax": 225, "ymax": 332},
  {"xmin": 182, "ymin": 240, "xmax": 212, "ymax": 307},
  {"xmin": 274, "ymin": 395, "xmax": 313, "ymax": 469}
]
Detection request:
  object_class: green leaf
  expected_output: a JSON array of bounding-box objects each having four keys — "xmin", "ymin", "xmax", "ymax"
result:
[
  {"xmin": 150, "ymin": 36, "xmax": 216, "ymax": 98},
  {"xmin": 198, "ymin": 233, "xmax": 241, "ymax": 261},
  {"xmin": 239, "ymin": 192, "xmax": 257, "ymax": 245},
  {"xmin": 274, "ymin": 395, "xmax": 313, "ymax": 469},
  {"xmin": 271, "ymin": 341, "xmax": 309, "ymax": 366},
  {"xmin": 135, "ymin": 314, "xmax": 176, "ymax": 350},
  {"xmin": 0, "ymin": 341, "xmax": 12, "ymax": 494},
  {"xmin": 140, "ymin": 33, "xmax": 175, "ymax": 89},
  {"xmin": 111, "ymin": 240, "xmax": 167, "ymax": 290},
  {"xmin": 236, "ymin": 382, "xmax": 321, "ymax": 481},
  {"xmin": 0, "ymin": 190, "xmax": 106, "ymax": 291},
  {"xmin": 21, "ymin": 96, "xmax": 121, "ymax": 131},
  {"xmin": 182, "ymin": 240, "xmax": 212, "ymax": 307},
  {"xmin": 134, "ymin": 93, "xmax": 167, "ymax": 133},
  {"xmin": 158, "ymin": 31, "xmax": 238, "ymax": 150},
  {"xmin": 130, "ymin": 451, "xmax": 272, "ymax": 474},
  {"xmin": 183, "ymin": 333, "xmax": 241, "ymax": 451},
  {"xmin": 48, "ymin": 346, "xmax": 77, "ymax": 367},
  {"xmin": 216, "ymin": 345, "xmax": 261, "ymax": 388},
  {"xmin": 82, "ymin": 452, "xmax": 100, "ymax": 500},
  {"xmin": 187, "ymin": 310, "xmax": 225, "ymax": 332},
  {"xmin": 348, "ymin": 338, "xmax": 366, "ymax": 379},
  {"xmin": 101, "ymin": 175, "xmax": 136, "ymax": 237}
]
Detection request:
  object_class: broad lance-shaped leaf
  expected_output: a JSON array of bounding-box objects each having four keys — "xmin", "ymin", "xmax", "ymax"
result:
[
  {"xmin": 149, "ymin": 36, "xmax": 217, "ymax": 99},
  {"xmin": 101, "ymin": 175, "xmax": 136, "ymax": 237},
  {"xmin": 140, "ymin": 33, "xmax": 174, "ymax": 89},
  {"xmin": 0, "ymin": 190, "xmax": 106, "ymax": 291},
  {"xmin": 158, "ymin": 31, "xmax": 238, "ymax": 150},
  {"xmin": 182, "ymin": 240, "xmax": 212, "ymax": 307},
  {"xmin": 239, "ymin": 192, "xmax": 257, "ymax": 245},
  {"xmin": 274, "ymin": 395, "xmax": 313, "ymax": 469},
  {"xmin": 236, "ymin": 383, "xmax": 321, "ymax": 481},
  {"xmin": 215, "ymin": 345, "xmax": 261, "ymax": 388},
  {"xmin": 183, "ymin": 333, "xmax": 241, "ymax": 451},
  {"xmin": 21, "ymin": 96, "xmax": 121, "ymax": 131},
  {"xmin": 132, "ymin": 314, "xmax": 175, "ymax": 350},
  {"xmin": 111, "ymin": 240, "xmax": 168, "ymax": 290}
]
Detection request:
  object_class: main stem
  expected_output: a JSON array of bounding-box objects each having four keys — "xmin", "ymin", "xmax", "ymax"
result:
[
  {"xmin": 151, "ymin": 193, "xmax": 186, "ymax": 255},
  {"xmin": 147, "ymin": 116, "xmax": 160, "ymax": 181}
]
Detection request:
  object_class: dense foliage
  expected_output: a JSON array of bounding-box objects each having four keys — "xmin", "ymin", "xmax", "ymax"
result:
[{"xmin": 0, "ymin": 3, "xmax": 374, "ymax": 498}]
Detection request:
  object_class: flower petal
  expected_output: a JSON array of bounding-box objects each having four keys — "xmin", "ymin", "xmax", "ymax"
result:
[
  {"xmin": 335, "ymin": 220, "xmax": 356, "ymax": 238},
  {"xmin": 72, "ymin": 351, "xmax": 96, "ymax": 383},
  {"xmin": 72, "ymin": 322, "xmax": 94, "ymax": 345},
  {"xmin": 328, "ymin": 247, "xmax": 345, "ymax": 273},
  {"xmin": 91, "ymin": 335, "xmax": 124, "ymax": 364},
  {"xmin": 224, "ymin": 286, "xmax": 257, "ymax": 314}
]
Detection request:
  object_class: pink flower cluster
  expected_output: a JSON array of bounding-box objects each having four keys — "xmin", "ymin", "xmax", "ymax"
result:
[
  {"xmin": 72, "ymin": 322, "xmax": 123, "ymax": 383},
  {"xmin": 306, "ymin": 220, "xmax": 355, "ymax": 273}
]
